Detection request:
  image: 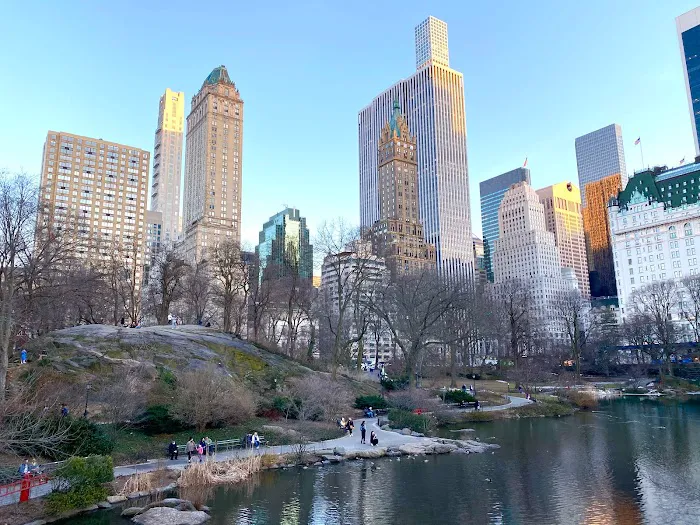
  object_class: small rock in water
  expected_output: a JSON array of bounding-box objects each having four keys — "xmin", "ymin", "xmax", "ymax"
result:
[
  {"xmin": 485, "ymin": 478, "xmax": 492, "ymax": 482},
  {"xmin": 424, "ymin": 459, "xmax": 429, "ymax": 463},
  {"xmin": 396, "ymin": 458, "xmax": 400, "ymax": 462}
]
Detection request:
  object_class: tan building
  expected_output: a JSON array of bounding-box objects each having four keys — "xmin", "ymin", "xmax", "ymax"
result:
[
  {"xmin": 371, "ymin": 100, "xmax": 435, "ymax": 275},
  {"xmin": 38, "ymin": 131, "xmax": 149, "ymax": 299},
  {"xmin": 582, "ymin": 173, "xmax": 623, "ymax": 297},
  {"xmin": 536, "ymin": 182, "xmax": 590, "ymax": 297},
  {"xmin": 151, "ymin": 88, "xmax": 184, "ymax": 245},
  {"xmin": 182, "ymin": 66, "xmax": 243, "ymax": 260}
]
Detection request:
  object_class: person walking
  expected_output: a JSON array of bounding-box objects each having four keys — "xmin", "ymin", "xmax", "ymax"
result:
[
  {"xmin": 370, "ymin": 431, "xmax": 379, "ymax": 446},
  {"xmin": 360, "ymin": 421, "xmax": 366, "ymax": 444},
  {"xmin": 196, "ymin": 442, "xmax": 204, "ymax": 463},
  {"xmin": 20, "ymin": 348, "xmax": 27, "ymax": 364},
  {"xmin": 347, "ymin": 418, "xmax": 354, "ymax": 436},
  {"xmin": 186, "ymin": 438, "xmax": 196, "ymax": 463},
  {"xmin": 168, "ymin": 440, "xmax": 178, "ymax": 460}
]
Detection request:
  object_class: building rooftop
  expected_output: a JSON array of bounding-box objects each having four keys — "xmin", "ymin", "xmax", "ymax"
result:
[
  {"xmin": 613, "ymin": 162, "xmax": 700, "ymax": 210},
  {"xmin": 203, "ymin": 65, "xmax": 235, "ymax": 87},
  {"xmin": 388, "ymin": 99, "xmax": 404, "ymax": 138}
]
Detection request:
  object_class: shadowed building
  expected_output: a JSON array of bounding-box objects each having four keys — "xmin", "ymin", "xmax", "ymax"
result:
[
  {"xmin": 182, "ymin": 66, "xmax": 243, "ymax": 260},
  {"xmin": 256, "ymin": 207, "xmax": 313, "ymax": 280},
  {"xmin": 371, "ymin": 100, "xmax": 436, "ymax": 276}
]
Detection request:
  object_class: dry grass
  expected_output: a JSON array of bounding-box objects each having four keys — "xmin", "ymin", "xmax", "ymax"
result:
[
  {"xmin": 119, "ymin": 471, "xmax": 154, "ymax": 495},
  {"xmin": 178, "ymin": 455, "xmax": 261, "ymax": 488}
]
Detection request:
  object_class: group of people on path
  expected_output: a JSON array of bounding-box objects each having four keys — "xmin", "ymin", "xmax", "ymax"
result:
[
  {"xmin": 339, "ymin": 416, "xmax": 379, "ymax": 447},
  {"xmin": 18, "ymin": 458, "xmax": 42, "ymax": 477},
  {"xmin": 181, "ymin": 436, "xmax": 216, "ymax": 463}
]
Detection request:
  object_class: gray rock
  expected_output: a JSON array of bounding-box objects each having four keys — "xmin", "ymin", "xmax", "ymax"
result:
[
  {"xmin": 333, "ymin": 446, "xmax": 346, "ymax": 456},
  {"xmin": 412, "ymin": 432, "xmax": 425, "ymax": 437},
  {"xmin": 132, "ymin": 507, "xmax": 211, "ymax": 525},
  {"xmin": 122, "ymin": 507, "xmax": 144, "ymax": 517},
  {"xmin": 385, "ymin": 450, "xmax": 402, "ymax": 457},
  {"xmin": 200, "ymin": 505, "xmax": 211, "ymax": 513},
  {"xmin": 380, "ymin": 425, "xmax": 391, "ymax": 430},
  {"xmin": 107, "ymin": 495, "xmax": 128, "ymax": 504},
  {"xmin": 82, "ymin": 504, "xmax": 100, "ymax": 512},
  {"xmin": 23, "ymin": 521, "xmax": 47, "ymax": 525},
  {"xmin": 97, "ymin": 500, "xmax": 112, "ymax": 509},
  {"xmin": 352, "ymin": 448, "xmax": 386, "ymax": 459},
  {"xmin": 400, "ymin": 428, "xmax": 412, "ymax": 435},
  {"xmin": 322, "ymin": 454, "xmax": 344, "ymax": 463},
  {"xmin": 313, "ymin": 461, "xmax": 322, "ymax": 466}
]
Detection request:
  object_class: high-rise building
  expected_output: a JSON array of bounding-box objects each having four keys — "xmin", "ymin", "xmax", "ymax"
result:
[
  {"xmin": 38, "ymin": 131, "xmax": 150, "ymax": 306},
  {"xmin": 677, "ymin": 7, "xmax": 700, "ymax": 157},
  {"xmin": 582, "ymin": 174, "xmax": 623, "ymax": 297},
  {"xmin": 479, "ymin": 167, "xmax": 531, "ymax": 282},
  {"xmin": 256, "ymin": 207, "xmax": 313, "ymax": 280},
  {"xmin": 359, "ymin": 16, "xmax": 473, "ymax": 281},
  {"xmin": 472, "ymin": 235, "xmax": 486, "ymax": 286},
  {"xmin": 575, "ymin": 124, "xmax": 627, "ymax": 208},
  {"xmin": 151, "ymin": 88, "xmax": 184, "ymax": 245},
  {"xmin": 182, "ymin": 66, "xmax": 243, "ymax": 260},
  {"xmin": 609, "ymin": 162, "xmax": 700, "ymax": 323},
  {"xmin": 371, "ymin": 100, "xmax": 435, "ymax": 276},
  {"xmin": 536, "ymin": 182, "xmax": 590, "ymax": 297},
  {"xmin": 492, "ymin": 182, "xmax": 569, "ymax": 341}
]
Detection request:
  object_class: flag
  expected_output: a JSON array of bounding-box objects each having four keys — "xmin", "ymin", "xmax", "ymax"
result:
[
  {"xmin": 523, "ymin": 157, "xmax": 528, "ymax": 167},
  {"xmin": 634, "ymin": 137, "xmax": 641, "ymax": 145},
  {"xmin": 681, "ymin": 157, "xmax": 686, "ymax": 165}
]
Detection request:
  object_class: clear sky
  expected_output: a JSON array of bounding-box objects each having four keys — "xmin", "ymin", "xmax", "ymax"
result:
[{"xmin": 0, "ymin": 0, "xmax": 697, "ymax": 247}]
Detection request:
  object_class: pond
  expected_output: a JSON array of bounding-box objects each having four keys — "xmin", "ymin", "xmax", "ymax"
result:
[{"xmin": 65, "ymin": 398, "xmax": 700, "ymax": 524}]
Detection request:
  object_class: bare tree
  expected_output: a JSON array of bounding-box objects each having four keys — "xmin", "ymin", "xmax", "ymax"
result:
[
  {"xmin": 211, "ymin": 240, "xmax": 246, "ymax": 333},
  {"xmin": 630, "ymin": 280, "xmax": 683, "ymax": 377},
  {"xmin": 493, "ymin": 278, "xmax": 532, "ymax": 372},
  {"xmin": 552, "ymin": 290, "xmax": 590, "ymax": 381},
  {"xmin": 681, "ymin": 274, "xmax": 700, "ymax": 343},
  {"xmin": 287, "ymin": 375, "xmax": 350, "ymax": 421},
  {"xmin": 146, "ymin": 248, "xmax": 189, "ymax": 325},
  {"xmin": 620, "ymin": 313, "xmax": 655, "ymax": 364},
  {"xmin": 183, "ymin": 258, "xmax": 211, "ymax": 324}
]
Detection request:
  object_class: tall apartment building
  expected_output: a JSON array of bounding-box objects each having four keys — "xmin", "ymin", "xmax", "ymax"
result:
[
  {"xmin": 536, "ymin": 182, "xmax": 589, "ymax": 297},
  {"xmin": 371, "ymin": 100, "xmax": 436, "ymax": 276},
  {"xmin": 256, "ymin": 207, "xmax": 313, "ymax": 280},
  {"xmin": 38, "ymin": 131, "xmax": 149, "ymax": 308},
  {"xmin": 677, "ymin": 7, "xmax": 700, "ymax": 157},
  {"xmin": 582, "ymin": 174, "xmax": 623, "ymax": 297},
  {"xmin": 479, "ymin": 167, "xmax": 531, "ymax": 282},
  {"xmin": 182, "ymin": 66, "xmax": 243, "ymax": 260},
  {"xmin": 472, "ymin": 235, "xmax": 486, "ymax": 286},
  {"xmin": 151, "ymin": 88, "xmax": 184, "ymax": 245},
  {"xmin": 359, "ymin": 16, "xmax": 473, "ymax": 281},
  {"xmin": 492, "ymin": 182, "xmax": 569, "ymax": 341},
  {"xmin": 609, "ymin": 162, "xmax": 700, "ymax": 321}
]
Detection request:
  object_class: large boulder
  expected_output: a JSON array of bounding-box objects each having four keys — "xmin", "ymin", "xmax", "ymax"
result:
[
  {"xmin": 139, "ymin": 498, "xmax": 197, "ymax": 513},
  {"xmin": 425, "ymin": 443, "xmax": 458, "ymax": 454},
  {"xmin": 333, "ymin": 446, "xmax": 346, "ymax": 456},
  {"xmin": 107, "ymin": 495, "xmax": 128, "ymax": 504},
  {"xmin": 398, "ymin": 443, "xmax": 427, "ymax": 455},
  {"xmin": 350, "ymin": 448, "xmax": 387, "ymax": 459},
  {"xmin": 132, "ymin": 507, "xmax": 210, "ymax": 525},
  {"xmin": 121, "ymin": 507, "xmax": 144, "ymax": 517},
  {"xmin": 400, "ymin": 428, "xmax": 413, "ymax": 435}
]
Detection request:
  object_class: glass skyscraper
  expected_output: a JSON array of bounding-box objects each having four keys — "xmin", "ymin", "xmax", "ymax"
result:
[
  {"xmin": 574, "ymin": 124, "xmax": 627, "ymax": 208},
  {"xmin": 479, "ymin": 168, "xmax": 530, "ymax": 282},
  {"xmin": 677, "ymin": 7, "xmax": 700, "ymax": 157},
  {"xmin": 359, "ymin": 16, "xmax": 473, "ymax": 281},
  {"xmin": 256, "ymin": 208, "xmax": 313, "ymax": 280}
]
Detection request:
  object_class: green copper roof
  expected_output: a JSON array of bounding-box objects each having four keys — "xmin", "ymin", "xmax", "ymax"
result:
[
  {"xmin": 615, "ymin": 163, "xmax": 700, "ymax": 210},
  {"xmin": 389, "ymin": 98, "xmax": 403, "ymax": 138},
  {"xmin": 203, "ymin": 65, "xmax": 234, "ymax": 87}
]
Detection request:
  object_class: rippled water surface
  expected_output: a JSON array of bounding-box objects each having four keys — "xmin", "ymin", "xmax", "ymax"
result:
[{"xmin": 67, "ymin": 398, "xmax": 700, "ymax": 524}]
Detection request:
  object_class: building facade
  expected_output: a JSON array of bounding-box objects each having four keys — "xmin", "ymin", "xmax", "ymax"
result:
[
  {"xmin": 371, "ymin": 100, "xmax": 436, "ymax": 276},
  {"xmin": 609, "ymin": 162, "xmax": 700, "ymax": 320},
  {"xmin": 256, "ymin": 207, "xmax": 313, "ymax": 280},
  {"xmin": 151, "ymin": 88, "xmax": 184, "ymax": 246},
  {"xmin": 536, "ymin": 182, "xmax": 589, "ymax": 297},
  {"xmin": 472, "ymin": 235, "xmax": 486, "ymax": 286},
  {"xmin": 359, "ymin": 16, "xmax": 473, "ymax": 281},
  {"xmin": 492, "ymin": 182, "xmax": 569, "ymax": 341},
  {"xmin": 39, "ymin": 130, "xmax": 149, "ymax": 268},
  {"xmin": 575, "ymin": 124, "xmax": 628, "ymax": 208},
  {"xmin": 677, "ymin": 7, "xmax": 700, "ymax": 157},
  {"xmin": 582, "ymin": 174, "xmax": 623, "ymax": 297},
  {"xmin": 182, "ymin": 66, "xmax": 243, "ymax": 260},
  {"xmin": 479, "ymin": 167, "xmax": 531, "ymax": 282}
]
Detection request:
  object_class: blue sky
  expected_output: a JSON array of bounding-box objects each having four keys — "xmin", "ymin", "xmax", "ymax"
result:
[{"xmin": 0, "ymin": 0, "xmax": 697, "ymax": 247}]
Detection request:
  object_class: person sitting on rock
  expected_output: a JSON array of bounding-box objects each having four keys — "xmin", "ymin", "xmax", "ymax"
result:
[{"xmin": 370, "ymin": 431, "xmax": 379, "ymax": 446}]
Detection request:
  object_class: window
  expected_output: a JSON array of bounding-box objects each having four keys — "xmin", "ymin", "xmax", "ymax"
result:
[{"xmin": 670, "ymin": 226, "xmax": 677, "ymax": 239}]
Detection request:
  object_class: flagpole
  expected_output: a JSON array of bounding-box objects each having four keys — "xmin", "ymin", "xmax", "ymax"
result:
[{"xmin": 640, "ymin": 141, "xmax": 645, "ymax": 170}]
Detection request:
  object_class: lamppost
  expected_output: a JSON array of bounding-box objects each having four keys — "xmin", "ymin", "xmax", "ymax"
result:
[{"xmin": 83, "ymin": 384, "xmax": 92, "ymax": 418}]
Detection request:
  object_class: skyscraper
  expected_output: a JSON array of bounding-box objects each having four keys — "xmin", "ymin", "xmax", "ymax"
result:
[
  {"xmin": 536, "ymin": 182, "xmax": 590, "ymax": 297},
  {"xmin": 371, "ymin": 100, "xmax": 435, "ymax": 276},
  {"xmin": 574, "ymin": 124, "xmax": 627, "ymax": 208},
  {"xmin": 256, "ymin": 207, "xmax": 313, "ymax": 280},
  {"xmin": 182, "ymin": 66, "xmax": 243, "ymax": 260},
  {"xmin": 151, "ymin": 88, "xmax": 184, "ymax": 245},
  {"xmin": 677, "ymin": 7, "xmax": 700, "ymax": 157},
  {"xmin": 359, "ymin": 16, "xmax": 473, "ymax": 281},
  {"xmin": 479, "ymin": 167, "xmax": 531, "ymax": 282}
]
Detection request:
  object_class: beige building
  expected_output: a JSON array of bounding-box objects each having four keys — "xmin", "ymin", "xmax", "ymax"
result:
[
  {"xmin": 151, "ymin": 88, "xmax": 184, "ymax": 245},
  {"xmin": 39, "ymin": 131, "xmax": 149, "ymax": 264},
  {"xmin": 536, "ymin": 182, "xmax": 590, "ymax": 297},
  {"xmin": 371, "ymin": 100, "xmax": 436, "ymax": 276},
  {"xmin": 182, "ymin": 66, "xmax": 243, "ymax": 260}
]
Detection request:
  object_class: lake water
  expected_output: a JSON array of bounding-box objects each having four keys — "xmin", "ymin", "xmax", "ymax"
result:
[{"xmin": 65, "ymin": 398, "xmax": 700, "ymax": 524}]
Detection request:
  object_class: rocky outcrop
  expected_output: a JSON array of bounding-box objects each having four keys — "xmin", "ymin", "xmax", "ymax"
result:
[{"xmin": 132, "ymin": 507, "xmax": 210, "ymax": 525}]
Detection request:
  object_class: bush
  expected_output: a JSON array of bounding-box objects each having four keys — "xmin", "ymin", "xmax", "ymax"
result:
[
  {"xmin": 561, "ymin": 391, "xmax": 598, "ymax": 410},
  {"xmin": 39, "ymin": 417, "xmax": 114, "ymax": 460},
  {"xmin": 388, "ymin": 390, "xmax": 439, "ymax": 412},
  {"xmin": 388, "ymin": 409, "xmax": 433, "ymax": 433},
  {"xmin": 442, "ymin": 390, "xmax": 476, "ymax": 404},
  {"xmin": 354, "ymin": 395, "xmax": 388, "ymax": 410},
  {"xmin": 136, "ymin": 404, "xmax": 187, "ymax": 435},
  {"xmin": 381, "ymin": 376, "xmax": 409, "ymax": 391},
  {"xmin": 47, "ymin": 455, "xmax": 113, "ymax": 514}
]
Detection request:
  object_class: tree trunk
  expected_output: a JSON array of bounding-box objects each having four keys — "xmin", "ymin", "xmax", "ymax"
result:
[{"xmin": 449, "ymin": 344, "xmax": 457, "ymax": 388}]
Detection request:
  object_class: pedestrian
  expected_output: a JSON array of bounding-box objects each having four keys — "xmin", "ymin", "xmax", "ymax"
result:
[
  {"xmin": 18, "ymin": 459, "xmax": 30, "ymax": 476},
  {"xmin": 205, "ymin": 436, "xmax": 214, "ymax": 456},
  {"xmin": 168, "ymin": 440, "xmax": 178, "ymax": 460},
  {"xmin": 461, "ymin": 384, "xmax": 467, "ymax": 393},
  {"xmin": 370, "ymin": 431, "xmax": 379, "ymax": 446},
  {"xmin": 252, "ymin": 432, "xmax": 260, "ymax": 449},
  {"xmin": 199, "ymin": 437, "xmax": 207, "ymax": 456},
  {"xmin": 60, "ymin": 404, "xmax": 69, "ymax": 418},
  {"xmin": 347, "ymin": 418, "xmax": 354, "ymax": 436},
  {"xmin": 196, "ymin": 442, "xmax": 204, "ymax": 463},
  {"xmin": 340, "ymin": 417, "xmax": 347, "ymax": 431},
  {"xmin": 186, "ymin": 437, "xmax": 196, "ymax": 463},
  {"xmin": 360, "ymin": 421, "xmax": 366, "ymax": 444},
  {"xmin": 474, "ymin": 399, "xmax": 480, "ymax": 411},
  {"xmin": 168, "ymin": 313, "xmax": 173, "ymax": 325},
  {"xmin": 20, "ymin": 348, "xmax": 27, "ymax": 364},
  {"xmin": 120, "ymin": 317, "xmax": 125, "ymax": 327},
  {"xmin": 30, "ymin": 458, "xmax": 41, "ymax": 475},
  {"xmin": 246, "ymin": 433, "xmax": 253, "ymax": 448}
]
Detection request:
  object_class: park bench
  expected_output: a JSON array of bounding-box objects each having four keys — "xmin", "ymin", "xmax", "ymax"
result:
[{"xmin": 172, "ymin": 435, "xmax": 267, "ymax": 456}]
